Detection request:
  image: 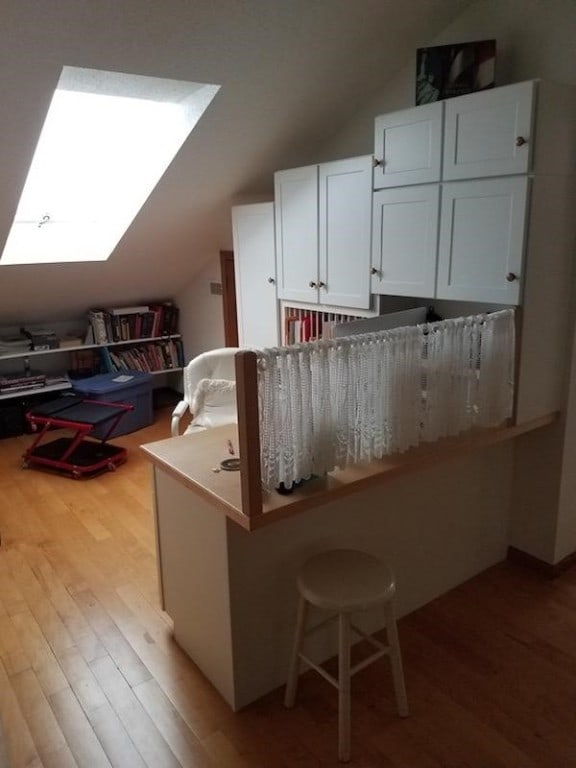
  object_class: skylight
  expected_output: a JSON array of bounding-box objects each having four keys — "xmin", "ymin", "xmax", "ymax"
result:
[{"xmin": 1, "ymin": 67, "xmax": 220, "ymax": 265}]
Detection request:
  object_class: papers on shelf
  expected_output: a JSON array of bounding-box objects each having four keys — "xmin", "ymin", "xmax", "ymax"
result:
[
  {"xmin": 0, "ymin": 372, "xmax": 71, "ymax": 394},
  {"xmin": 0, "ymin": 335, "xmax": 30, "ymax": 355},
  {"xmin": 45, "ymin": 374, "xmax": 71, "ymax": 387}
]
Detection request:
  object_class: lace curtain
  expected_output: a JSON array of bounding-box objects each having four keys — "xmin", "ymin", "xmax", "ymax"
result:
[{"xmin": 256, "ymin": 309, "xmax": 515, "ymax": 489}]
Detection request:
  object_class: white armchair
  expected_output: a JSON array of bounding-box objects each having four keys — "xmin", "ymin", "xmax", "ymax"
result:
[{"xmin": 171, "ymin": 347, "xmax": 240, "ymax": 437}]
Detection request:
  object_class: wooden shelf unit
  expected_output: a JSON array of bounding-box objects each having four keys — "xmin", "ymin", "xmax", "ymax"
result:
[
  {"xmin": 0, "ymin": 301, "xmax": 185, "ymax": 403},
  {"xmin": 281, "ymin": 303, "xmax": 377, "ymax": 345},
  {"xmin": 0, "ymin": 333, "xmax": 182, "ymax": 362}
]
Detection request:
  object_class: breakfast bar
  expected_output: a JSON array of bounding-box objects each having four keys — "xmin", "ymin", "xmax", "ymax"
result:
[{"xmin": 142, "ymin": 404, "xmax": 554, "ymax": 710}]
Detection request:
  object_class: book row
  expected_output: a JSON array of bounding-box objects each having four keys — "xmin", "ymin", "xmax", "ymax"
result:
[
  {"xmin": 284, "ymin": 310, "xmax": 360, "ymax": 345},
  {"xmin": 87, "ymin": 302, "xmax": 179, "ymax": 345},
  {"xmin": 99, "ymin": 339, "xmax": 185, "ymax": 374}
]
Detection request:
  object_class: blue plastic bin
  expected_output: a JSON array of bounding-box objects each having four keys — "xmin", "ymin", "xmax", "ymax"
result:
[{"xmin": 71, "ymin": 370, "xmax": 154, "ymax": 438}]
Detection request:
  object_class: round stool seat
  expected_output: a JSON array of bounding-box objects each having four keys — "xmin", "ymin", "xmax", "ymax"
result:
[{"xmin": 298, "ymin": 549, "xmax": 396, "ymax": 613}]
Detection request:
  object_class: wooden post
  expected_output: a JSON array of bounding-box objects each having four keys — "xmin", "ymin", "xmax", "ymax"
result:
[
  {"xmin": 235, "ymin": 350, "xmax": 263, "ymax": 517},
  {"xmin": 512, "ymin": 306, "xmax": 523, "ymax": 425}
]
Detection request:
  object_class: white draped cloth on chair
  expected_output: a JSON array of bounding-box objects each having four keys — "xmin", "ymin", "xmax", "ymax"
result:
[{"xmin": 255, "ymin": 309, "xmax": 515, "ymax": 490}]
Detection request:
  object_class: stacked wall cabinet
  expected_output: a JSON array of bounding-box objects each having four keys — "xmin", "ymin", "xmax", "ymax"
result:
[
  {"xmin": 372, "ymin": 80, "xmax": 576, "ymax": 424},
  {"xmin": 232, "ymin": 80, "xmax": 576, "ymax": 427},
  {"xmin": 274, "ymin": 156, "xmax": 373, "ymax": 309},
  {"xmin": 372, "ymin": 81, "xmax": 536, "ymax": 304}
]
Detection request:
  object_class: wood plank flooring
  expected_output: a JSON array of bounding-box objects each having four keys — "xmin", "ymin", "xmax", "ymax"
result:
[{"xmin": 1, "ymin": 408, "xmax": 576, "ymax": 766}]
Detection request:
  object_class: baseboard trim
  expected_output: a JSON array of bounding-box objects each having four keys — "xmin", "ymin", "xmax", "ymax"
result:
[{"xmin": 507, "ymin": 546, "xmax": 576, "ymax": 578}]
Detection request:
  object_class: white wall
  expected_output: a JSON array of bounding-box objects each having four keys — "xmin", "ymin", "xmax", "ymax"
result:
[
  {"xmin": 176, "ymin": 256, "xmax": 225, "ymax": 362},
  {"xmin": 323, "ymin": 0, "xmax": 576, "ymax": 160},
  {"xmin": 556, "ymin": 329, "xmax": 576, "ymax": 561},
  {"xmin": 444, "ymin": 0, "xmax": 576, "ymax": 565}
]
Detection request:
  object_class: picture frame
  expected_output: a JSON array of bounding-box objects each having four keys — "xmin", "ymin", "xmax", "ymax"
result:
[{"xmin": 416, "ymin": 39, "xmax": 496, "ymax": 105}]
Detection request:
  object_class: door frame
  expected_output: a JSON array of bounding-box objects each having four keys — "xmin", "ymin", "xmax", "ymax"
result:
[{"xmin": 220, "ymin": 250, "xmax": 239, "ymax": 347}]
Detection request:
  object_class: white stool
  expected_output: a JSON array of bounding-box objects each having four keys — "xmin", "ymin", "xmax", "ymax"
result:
[{"xmin": 284, "ymin": 549, "xmax": 409, "ymax": 762}]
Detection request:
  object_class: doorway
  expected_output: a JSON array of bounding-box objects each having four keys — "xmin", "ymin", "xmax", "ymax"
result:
[{"xmin": 220, "ymin": 250, "xmax": 238, "ymax": 347}]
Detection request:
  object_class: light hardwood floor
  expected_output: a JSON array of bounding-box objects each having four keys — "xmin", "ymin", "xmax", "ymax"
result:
[{"xmin": 1, "ymin": 407, "xmax": 576, "ymax": 767}]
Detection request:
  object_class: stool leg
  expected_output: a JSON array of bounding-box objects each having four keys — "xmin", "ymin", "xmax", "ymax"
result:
[
  {"xmin": 384, "ymin": 601, "xmax": 409, "ymax": 717},
  {"xmin": 285, "ymin": 596, "xmax": 308, "ymax": 708},
  {"xmin": 338, "ymin": 612, "xmax": 351, "ymax": 762}
]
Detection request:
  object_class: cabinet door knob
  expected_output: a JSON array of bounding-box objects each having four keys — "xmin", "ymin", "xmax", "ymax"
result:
[
  {"xmin": 267, "ymin": 277, "xmax": 275, "ymax": 284},
  {"xmin": 309, "ymin": 281, "xmax": 317, "ymax": 289},
  {"xmin": 373, "ymin": 157, "xmax": 383, "ymax": 167},
  {"xmin": 318, "ymin": 281, "xmax": 326, "ymax": 289},
  {"xmin": 506, "ymin": 272, "xmax": 518, "ymax": 282},
  {"xmin": 515, "ymin": 136, "xmax": 527, "ymax": 147},
  {"xmin": 370, "ymin": 266, "xmax": 379, "ymax": 276}
]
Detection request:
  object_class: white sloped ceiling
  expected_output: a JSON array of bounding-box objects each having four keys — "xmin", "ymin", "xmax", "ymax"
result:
[{"xmin": 0, "ymin": 0, "xmax": 474, "ymax": 324}]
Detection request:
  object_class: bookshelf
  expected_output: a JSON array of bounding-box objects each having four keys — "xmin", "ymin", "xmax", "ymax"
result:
[
  {"xmin": 0, "ymin": 334, "xmax": 183, "ymax": 363},
  {"xmin": 0, "ymin": 301, "xmax": 185, "ymax": 402},
  {"xmin": 0, "ymin": 377, "xmax": 72, "ymax": 402},
  {"xmin": 281, "ymin": 301, "xmax": 379, "ymax": 345}
]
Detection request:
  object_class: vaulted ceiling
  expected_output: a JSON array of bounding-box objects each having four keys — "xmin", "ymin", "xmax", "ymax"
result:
[{"xmin": 0, "ymin": 0, "xmax": 475, "ymax": 324}]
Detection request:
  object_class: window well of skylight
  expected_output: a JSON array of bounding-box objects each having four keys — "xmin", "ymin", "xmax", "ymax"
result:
[{"xmin": 1, "ymin": 67, "xmax": 220, "ymax": 265}]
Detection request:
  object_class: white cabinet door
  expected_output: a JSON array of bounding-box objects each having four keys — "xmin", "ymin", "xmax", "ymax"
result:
[
  {"xmin": 437, "ymin": 177, "xmax": 529, "ymax": 304},
  {"xmin": 319, "ymin": 156, "xmax": 372, "ymax": 309},
  {"xmin": 443, "ymin": 81, "xmax": 534, "ymax": 180},
  {"xmin": 374, "ymin": 102, "xmax": 443, "ymax": 188},
  {"xmin": 371, "ymin": 185, "xmax": 439, "ymax": 298},
  {"xmin": 274, "ymin": 165, "xmax": 318, "ymax": 303},
  {"xmin": 232, "ymin": 203, "xmax": 280, "ymax": 349}
]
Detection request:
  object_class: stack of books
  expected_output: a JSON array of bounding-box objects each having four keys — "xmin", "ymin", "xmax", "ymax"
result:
[
  {"xmin": 58, "ymin": 334, "xmax": 84, "ymax": 349},
  {"xmin": 0, "ymin": 371, "xmax": 46, "ymax": 393},
  {"xmin": 21, "ymin": 327, "xmax": 59, "ymax": 351}
]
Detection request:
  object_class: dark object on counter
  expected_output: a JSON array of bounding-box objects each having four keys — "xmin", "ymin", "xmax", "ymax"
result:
[
  {"xmin": 426, "ymin": 306, "xmax": 444, "ymax": 323},
  {"xmin": 276, "ymin": 480, "xmax": 304, "ymax": 495},
  {"xmin": 220, "ymin": 458, "xmax": 241, "ymax": 471}
]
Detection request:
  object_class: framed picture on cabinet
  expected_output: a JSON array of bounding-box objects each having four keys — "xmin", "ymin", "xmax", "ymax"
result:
[{"xmin": 415, "ymin": 39, "xmax": 496, "ymax": 105}]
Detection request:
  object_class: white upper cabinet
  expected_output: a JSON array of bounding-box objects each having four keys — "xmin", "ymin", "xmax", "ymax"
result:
[
  {"xmin": 443, "ymin": 81, "xmax": 534, "ymax": 181},
  {"xmin": 371, "ymin": 185, "xmax": 439, "ymax": 298},
  {"xmin": 318, "ymin": 156, "xmax": 372, "ymax": 308},
  {"xmin": 274, "ymin": 165, "xmax": 319, "ymax": 304},
  {"xmin": 370, "ymin": 80, "xmax": 551, "ymax": 305},
  {"xmin": 232, "ymin": 203, "xmax": 280, "ymax": 349},
  {"xmin": 275, "ymin": 156, "xmax": 372, "ymax": 310},
  {"xmin": 374, "ymin": 102, "xmax": 443, "ymax": 188},
  {"xmin": 436, "ymin": 177, "xmax": 529, "ymax": 304}
]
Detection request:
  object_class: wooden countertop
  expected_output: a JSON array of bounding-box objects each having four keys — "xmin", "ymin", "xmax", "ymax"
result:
[{"xmin": 141, "ymin": 412, "xmax": 556, "ymax": 531}]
